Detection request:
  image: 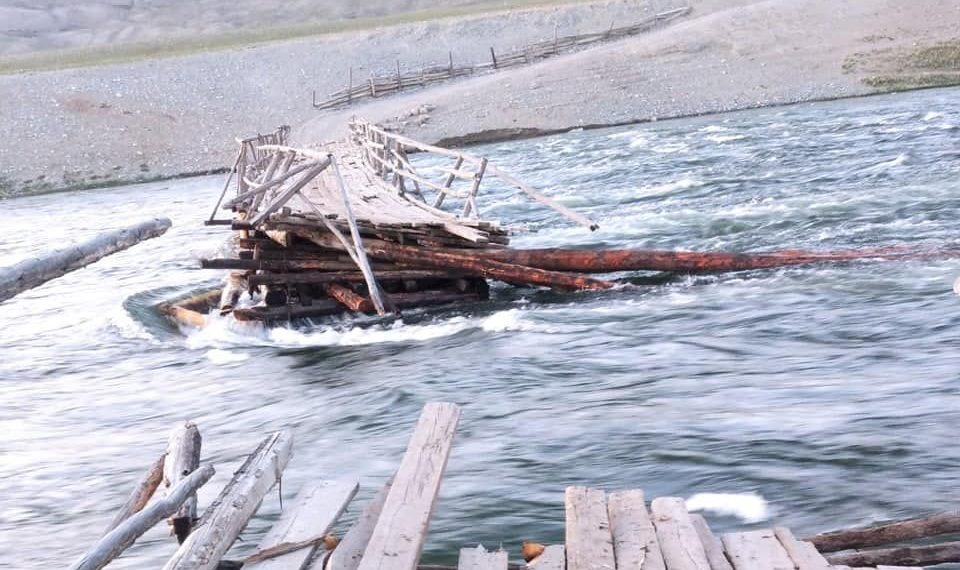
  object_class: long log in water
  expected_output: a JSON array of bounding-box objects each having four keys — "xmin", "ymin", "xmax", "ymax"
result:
[
  {"xmin": 0, "ymin": 218, "xmax": 172, "ymax": 302},
  {"xmin": 826, "ymin": 540, "xmax": 960, "ymax": 567},
  {"xmin": 471, "ymin": 245, "xmax": 960, "ymax": 273}
]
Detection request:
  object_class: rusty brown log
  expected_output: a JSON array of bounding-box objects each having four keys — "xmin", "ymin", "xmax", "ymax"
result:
[
  {"xmin": 469, "ymin": 244, "xmax": 960, "ymax": 273},
  {"xmin": 200, "ymin": 258, "xmax": 394, "ymax": 272},
  {"xmin": 324, "ymin": 283, "xmax": 374, "ymax": 312},
  {"xmin": 825, "ymin": 540, "xmax": 960, "ymax": 567},
  {"xmin": 807, "ymin": 511, "xmax": 960, "ymax": 552},
  {"xmin": 248, "ymin": 270, "xmax": 472, "ymax": 287},
  {"xmin": 276, "ymin": 226, "xmax": 614, "ymax": 291}
]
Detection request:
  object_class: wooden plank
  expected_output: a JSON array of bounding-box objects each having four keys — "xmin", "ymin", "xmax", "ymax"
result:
[
  {"xmin": 721, "ymin": 530, "xmax": 794, "ymax": 570},
  {"xmin": 163, "ymin": 431, "xmax": 294, "ymax": 570},
  {"xmin": 565, "ymin": 487, "xmax": 615, "ymax": 570},
  {"xmin": 322, "ymin": 479, "xmax": 394, "ymax": 570},
  {"xmin": 163, "ymin": 421, "xmax": 202, "ymax": 543},
  {"xmin": 689, "ymin": 515, "xmax": 733, "ymax": 570},
  {"xmin": 607, "ymin": 490, "xmax": 665, "ymax": 570},
  {"xmin": 649, "ymin": 498, "xmax": 711, "ymax": 570},
  {"xmin": 876, "ymin": 566, "xmax": 925, "ymax": 570},
  {"xmin": 102, "ymin": 453, "xmax": 166, "ymax": 536},
  {"xmin": 526, "ymin": 545, "xmax": 565, "ymax": 570},
  {"xmin": 356, "ymin": 403, "xmax": 461, "ymax": 570},
  {"xmin": 773, "ymin": 527, "xmax": 829, "ymax": 570},
  {"xmin": 245, "ymin": 480, "xmax": 359, "ymax": 570},
  {"xmin": 458, "ymin": 546, "xmax": 508, "ymax": 570},
  {"xmin": 248, "ymin": 160, "xmax": 330, "ymax": 227}
]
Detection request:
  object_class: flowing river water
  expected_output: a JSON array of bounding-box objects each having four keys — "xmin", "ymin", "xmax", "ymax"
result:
[{"xmin": 1, "ymin": 87, "xmax": 959, "ymax": 569}]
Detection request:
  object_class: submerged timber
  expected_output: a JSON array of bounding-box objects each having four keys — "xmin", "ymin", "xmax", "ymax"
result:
[
  {"xmin": 173, "ymin": 121, "xmax": 960, "ymax": 326},
  {"xmin": 74, "ymin": 403, "xmax": 960, "ymax": 570}
]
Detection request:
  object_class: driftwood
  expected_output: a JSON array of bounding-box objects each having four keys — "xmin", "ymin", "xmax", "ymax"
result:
[
  {"xmin": 102, "ymin": 453, "xmax": 167, "ymax": 536},
  {"xmin": 826, "ymin": 541, "xmax": 960, "ymax": 567},
  {"xmin": 164, "ymin": 421, "xmax": 203, "ymax": 543},
  {"xmin": 808, "ymin": 511, "xmax": 960, "ymax": 552},
  {"xmin": 70, "ymin": 465, "xmax": 215, "ymax": 570},
  {"xmin": 0, "ymin": 218, "xmax": 171, "ymax": 303},
  {"xmin": 163, "ymin": 431, "xmax": 294, "ymax": 570}
]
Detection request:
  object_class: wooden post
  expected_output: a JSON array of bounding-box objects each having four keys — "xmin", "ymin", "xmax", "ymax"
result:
[
  {"xmin": 163, "ymin": 421, "xmax": 202, "ymax": 543},
  {"xmin": 433, "ymin": 155, "xmax": 464, "ymax": 209},
  {"xmin": 448, "ymin": 51, "xmax": 454, "ymax": 77},
  {"xmin": 369, "ymin": 76, "xmax": 376, "ymax": 98},
  {"xmin": 348, "ymin": 66, "xmax": 353, "ymax": 104},
  {"xmin": 461, "ymin": 157, "xmax": 487, "ymax": 218},
  {"xmin": 102, "ymin": 453, "xmax": 167, "ymax": 536},
  {"xmin": 70, "ymin": 465, "xmax": 215, "ymax": 570},
  {"xmin": 490, "ymin": 47, "xmax": 498, "ymax": 69},
  {"xmin": 396, "ymin": 60, "xmax": 402, "ymax": 91},
  {"xmin": 0, "ymin": 218, "xmax": 172, "ymax": 303},
  {"xmin": 162, "ymin": 432, "xmax": 293, "ymax": 570}
]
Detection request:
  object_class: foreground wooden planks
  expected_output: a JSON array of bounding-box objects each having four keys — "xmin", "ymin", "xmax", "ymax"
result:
[
  {"xmin": 527, "ymin": 545, "xmax": 565, "ymax": 570},
  {"xmin": 773, "ymin": 527, "xmax": 829, "ymax": 570},
  {"xmin": 650, "ymin": 498, "xmax": 711, "ymax": 570},
  {"xmin": 245, "ymin": 480, "xmax": 359, "ymax": 570},
  {"xmin": 722, "ymin": 530, "xmax": 794, "ymax": 570},
  {"xmin": 323, "ymin": 479, "xmax": 394, "ymax": 570},
  {"xmin": 608, "ymin": 490, "xmax": 666, "ymax": 570},
  {"xmin": 357, "ymin": 403, "xmax": 461, "ymax": 570},
  {"xmin": 565, "ymin": 487, "xmax": 616, "ymax": 570},
  {"xmin": 690, "ymin": 515, "xmax": 733, "ymax": 570}
]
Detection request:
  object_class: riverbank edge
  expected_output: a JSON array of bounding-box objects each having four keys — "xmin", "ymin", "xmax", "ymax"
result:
[{"xmin": 4, "ymin": 84, "xmax": 956, "ymax": 200}]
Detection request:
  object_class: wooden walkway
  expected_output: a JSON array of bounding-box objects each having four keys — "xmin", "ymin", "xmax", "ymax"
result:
[{"xmin": 72, "ymin": 403, "xmax": 949, "ymax": 570}]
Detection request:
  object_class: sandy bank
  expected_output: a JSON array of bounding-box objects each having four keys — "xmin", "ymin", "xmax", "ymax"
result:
[
  {"xmin": 1, "ymin": 0, "xmax": 958, "ymax": 198},
  {"xmin": 296, "ymin": 0, "xmax": 960, "ymax": 147}
]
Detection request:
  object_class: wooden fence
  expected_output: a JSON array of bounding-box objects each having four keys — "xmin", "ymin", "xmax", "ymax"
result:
[{"xmin": 312, "ymin": 5, "xmax": 691, "ymax": 110}]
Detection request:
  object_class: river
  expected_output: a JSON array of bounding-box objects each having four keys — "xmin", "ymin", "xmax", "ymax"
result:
[{"xmin": 1, "ymin": 87, "xmax": 959, "ymax": 569}]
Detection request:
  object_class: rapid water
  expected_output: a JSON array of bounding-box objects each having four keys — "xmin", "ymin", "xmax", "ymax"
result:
[{"xmin": 2, "ymin": 88, "xmax": 959, "ymax": 569}]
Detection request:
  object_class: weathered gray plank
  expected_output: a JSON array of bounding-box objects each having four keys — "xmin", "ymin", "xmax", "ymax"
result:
[
  {"xmin": 245, "ymin": 480, "xmax": 359, "ymax": 570},
  {"xmin": 773, "ymin": 527, "xmax": 830, "ymax": 570},
  {"xmin": 649, "ymin": 497, "xmax": 711, "ymax": 570},
  {"xmin": 322, "ymin": 479, "xmax": 393, "ymax": 570},
  {"xmin": 876, "ymin": 566, "xmax": 925, "ymax": 570},
  {"xmin": 458, "ymin": 545, "xmax": 508, "ymax": 570},
  {"xmin": 565, "ymin": 487, "xmax": 615, "ymax": 570},
  {"xmin": 356, "ymin": 403, "xmax": 461, "ymax": 570},
  {"xmin": 607, "ymin": 490, "xmax": 665, "ymax": 570},
  {"xmin": 163, "ymin": 431, "xmax": 294, "ymax": 570},
  {"xmin": 102, "ymin": 453, "xmax": 166, "ymax": 536},
  {"xmin": 690, "ymin": 515, "xmax": 733, "ymax": 570},
  {"xmin": 527, "ymin": 545, "xmax": 565, "ymax": 570},
  {"xmin": 721, "ymin": 530, "xmax": 794, "ymax": 570}
]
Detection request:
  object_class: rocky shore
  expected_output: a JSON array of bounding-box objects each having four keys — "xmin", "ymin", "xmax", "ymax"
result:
[{"xmin": 1, "ymin": 0, "xmax": 958, "ymax": 197}]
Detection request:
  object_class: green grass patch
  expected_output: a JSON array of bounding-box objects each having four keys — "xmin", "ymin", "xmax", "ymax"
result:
[
  {"xmin": 0, "ymin": 0, "xmax": 591, "ymax": 75},
  {"xmin": 864, "ymin": 72, "xmax": 960, "ymax": 91},
  {"xmin": 910, "ymin": 40, "xmax": 960, "ymax": 70}
]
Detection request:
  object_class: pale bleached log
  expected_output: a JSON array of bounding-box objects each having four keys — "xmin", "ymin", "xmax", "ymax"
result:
[
  {"xmin": 526, "ymin": 545, "xmax": 565, "ymax": 570},
  {"xmin": 607, "ymin": 490, "xmax": 665, "ymax": 570},
  {"xmin": 773, "ymin": 527, "xmax": 829, "ymax": 570},
  {"xmin": 244, "ymin": 480, "xmax": 358, "ymax": 570},
  {"xmin": 721, "ymin": 530, "xmax": 794, "ymax": 570},
  {"xmin": 689, "ymin": 515, "xmax": 733, "ymax": 570},
  {"xmin": 565, "ymin": 487, "xmax": 615, "ymax": 570},
  {"xmin": 70, "ymin": 465, "xmax": 215, "ymax": 570},
  {"xmin": 322, "ymin": 478, "xmax": 394, "ymax": 570},
  {"xmin": 164, "ymin": 421, "xmax": 202, "ymax": 543},
  {"xmin": 807, "ymin": 511, "xmax": 960, "ymax": 552},
  {"xmin": 826, "ymin": 541, "xmax": 960, "ymax": 567},
  {"xmin": 458, "ymin": 545, "xmax": 508, "ymax": 570},
  {"xmin": 247, "ymin": 160, "xmax": 330, "ymax": 227},
  {"xmin": 0, "ymin": 218, "xmax": 171, "ymax": 303},
  {"xmin": 163, "ymin": 431, "xmax": 294, "ymax": 570},
  {"xmin": 102, "ymin": 453, "xmax": 167, "ymax": 536},
  {"xmin": 650, "ymin": 497, "xmax": 711, "ymax": 570},
  {"xmin": 356, "ymin": 403, "xmax": 461, "ymax": 570}
]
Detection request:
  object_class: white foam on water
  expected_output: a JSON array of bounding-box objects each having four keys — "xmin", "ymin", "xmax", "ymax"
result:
[
  {"xmin": 651, "ymin": 142, "xmax": 690, "ymax": 154},
  {"xmin": 863, "ymin": 152, "xmax": 909, "ymax": 173},
  {"xmin": 923, "ymin": 111, "xmax": 944, "ymax": 121},
  {"xmin": 635, "ymin": 176, "xmax": 704, "ymax": 197},
  {"xmin": 686, "ymin": 492, "xmax": 769, "ymax": 523},
  {"xmin": 706, "ymin": 133, "xmax": 747, "ymax": 143},
  {"xmin": 700, "ymin": 125, "xmax": 730, "ymax": 133},
  {"xmin": 206, "ymin": 349, "xmax": 250, "ymax": 365}
]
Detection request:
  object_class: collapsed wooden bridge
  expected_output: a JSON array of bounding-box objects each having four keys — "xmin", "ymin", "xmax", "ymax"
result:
[
  {"xmin": 73, "ymin": 403, "xmax": 960, "ymax": 570},
  {"xmin": 175, "ymin": 121, "xmax": 960, "ymax": 325}
]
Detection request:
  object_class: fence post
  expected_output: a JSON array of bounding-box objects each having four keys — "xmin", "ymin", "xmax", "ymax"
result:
[
  {"xmin": 490, "ymin": 47, "xmax": 497, "ymax": 69},
  {"xmin": 396, "ymin": 59, "xmax": 402, "ymax": 91},
  {"xmin": 347, "ymin": 66, "xmax": 353, "ymax": 104},
  {"xmin": 448, "ymin": 51, "xmax": 454, "ymax": 77}
]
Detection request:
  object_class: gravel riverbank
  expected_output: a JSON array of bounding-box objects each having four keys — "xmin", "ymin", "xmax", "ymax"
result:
[{"xmin": 1, "ymin": 0, "xmax": 958, "ymax": 197}]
